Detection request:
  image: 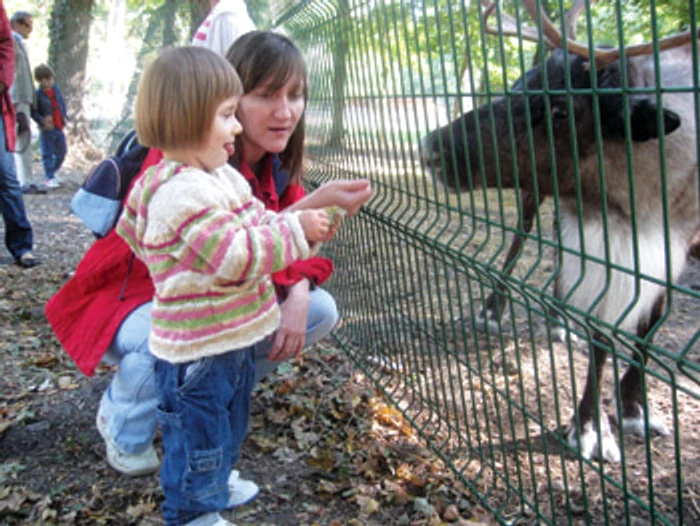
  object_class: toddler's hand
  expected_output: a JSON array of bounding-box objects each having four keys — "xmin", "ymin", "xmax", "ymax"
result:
[
  {"xmin": 42, "ymin": 115, "xmax": 54, "ymax": 131},
  {"xmin": 299, "ymin": 209, "xmax": 330, "ymax": 243}
]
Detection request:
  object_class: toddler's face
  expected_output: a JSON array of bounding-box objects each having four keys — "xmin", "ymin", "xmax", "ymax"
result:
[
  {"xmin": 39, "ymin": 77, "xmax": 53, "ymax": 90},
  {"xmin": 194, "ymin": 95, "xmax": 242, "ymax": 173}
]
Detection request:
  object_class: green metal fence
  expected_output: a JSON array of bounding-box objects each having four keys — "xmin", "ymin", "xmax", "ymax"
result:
[{"xmin": 275, "ymin": 0, "xmax": 700, "ymax": 524}]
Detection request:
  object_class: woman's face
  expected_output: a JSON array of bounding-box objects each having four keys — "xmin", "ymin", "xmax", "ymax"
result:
[{"xmin": 236, "ymin": 73, "xmax": 305, "ymax": 165}]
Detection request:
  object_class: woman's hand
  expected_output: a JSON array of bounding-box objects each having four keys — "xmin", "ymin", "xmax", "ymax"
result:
[
  {"xmin": 286, "ymin": 179, "xmax": 373, "ymax": 217},
  {"xmin": 268, "ymin": 280, "xmax": 310, "ymax": 362},
  {"xmin": 322, "ymin": 179, "xmax": 373, "ymax": 216}
]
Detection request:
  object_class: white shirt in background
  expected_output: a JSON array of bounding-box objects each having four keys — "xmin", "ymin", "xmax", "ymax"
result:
[{"xmin": 191, "ymin": 0, "xmax": 256, "ymax": 56}]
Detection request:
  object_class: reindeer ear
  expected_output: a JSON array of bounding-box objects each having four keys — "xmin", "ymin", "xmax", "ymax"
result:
[{"xmin": 630, "ymin": 99, "xmax": 681, "ymax": 141}]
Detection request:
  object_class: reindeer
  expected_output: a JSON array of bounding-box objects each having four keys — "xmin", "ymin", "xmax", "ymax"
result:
[{"xmin": 421, "ymin": 0, "xmax": 699, "ymax": 462}]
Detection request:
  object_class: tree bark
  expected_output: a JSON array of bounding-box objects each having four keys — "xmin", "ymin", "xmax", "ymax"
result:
[
  {"xmin": 48, "ymin": 0, "xmax": 97, "ymax": 156},
  {"xmin": 162, "ymin": 0, "xmax": 179, "ymax": 48},
  {"xmin": 108, "ymin": 8, "xmax": 163, "ymax": 152}
]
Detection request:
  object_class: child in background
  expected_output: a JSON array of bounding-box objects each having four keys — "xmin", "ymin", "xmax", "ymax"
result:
[
  {"xmin": 30, "ymin": 63, "xmax": 67, "ymax": 189},
  {"xmin": 116, "ymin": 46, "xmax": 330, "ymax": 526}
]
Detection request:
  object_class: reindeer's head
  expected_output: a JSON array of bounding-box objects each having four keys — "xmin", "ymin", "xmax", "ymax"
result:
[{"xmin": 421, "ymin": 0, "xmax": 689, "ymax": 195}]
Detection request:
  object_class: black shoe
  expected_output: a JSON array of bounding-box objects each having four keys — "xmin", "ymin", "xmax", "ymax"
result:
[
  {"xmin": 29, "ymin": 184, "xmax": 47, "ymax": 195},
  {"xmin": 15, "ymin": 252, "xmax": 40, "ymax": 268}
]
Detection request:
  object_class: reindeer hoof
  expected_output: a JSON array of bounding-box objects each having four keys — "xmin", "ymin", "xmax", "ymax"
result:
[
  {"xmin": 551, "ymin": 324, "xmax": 582, "ymax": 347},
  {"xmin": 566, "ymin": 417, "xmax": 621, "ymax": 463},
  {"xmin": 475, "ymin": 312, "xmax": 501, "ymax": 335},
  {"xmin": 553, "ymin": 326, "xmax": 575, "ymax": 344},
  {"xmin": 621, "ymin": 407, "xmax": 670, "ymax": 438}
]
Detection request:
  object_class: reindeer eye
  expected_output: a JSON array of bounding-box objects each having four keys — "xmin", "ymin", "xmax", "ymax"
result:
[{"xmin": 551, "ymin": 105, "xmax": 568, "ymax": 119}]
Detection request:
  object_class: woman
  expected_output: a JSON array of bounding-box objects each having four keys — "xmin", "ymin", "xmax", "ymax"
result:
[
  {"xmin": 227, "ymin": 31, "xmax": 342, "ymax": 381},
  {"xmin": 45, "ymin": 32, "xmax": 371, "ymax": 492}
]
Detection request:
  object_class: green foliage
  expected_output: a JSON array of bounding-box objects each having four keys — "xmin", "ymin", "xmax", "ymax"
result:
[{"xmin": 319, "ymin": 0, "xmax": 692, "ymax": 101}]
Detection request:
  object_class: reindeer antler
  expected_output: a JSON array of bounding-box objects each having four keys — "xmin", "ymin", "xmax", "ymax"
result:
[
  {"xmin": 482, "ymin": 1, "xmax": 548, "ymax": 47},
  {"xmin": 521, "ymin": 0, "xmax": 698, "ymax": 67}
]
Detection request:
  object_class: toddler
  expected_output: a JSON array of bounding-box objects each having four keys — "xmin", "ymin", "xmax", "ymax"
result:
[
  {"xmin": 30, "ymin": 63, "xmax": 67, "ymax": 188},
  {"xmin": 116, "ymin": 46, "xmax": 330, "ymax": 526}
]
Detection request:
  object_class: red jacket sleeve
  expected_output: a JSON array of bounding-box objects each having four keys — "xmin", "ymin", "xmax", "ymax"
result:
[
  {"xmin": 0, "ymin": 4, "xmax": 14, "ymax": 89},
  {"xmin": 272, "ymin": 182, "xmax": 334, "ymax": 292},
  {"xmin": 279, "ymin": 183, "xmax": 306, "ymax": 210},
  {"xmin": 0, "ymin": 3, "xmax": 15, "ymax": 151}
]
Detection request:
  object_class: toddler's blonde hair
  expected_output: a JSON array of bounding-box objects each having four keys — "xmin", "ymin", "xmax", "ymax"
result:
[{"xmin": 135, "ymin": 46, "xmax": 243, "ymax": 150}]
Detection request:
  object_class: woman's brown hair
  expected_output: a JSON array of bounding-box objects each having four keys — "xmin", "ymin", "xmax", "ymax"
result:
[{"xmin": 226, "ymin": 31, "xmax": 308, "ymax": 184}]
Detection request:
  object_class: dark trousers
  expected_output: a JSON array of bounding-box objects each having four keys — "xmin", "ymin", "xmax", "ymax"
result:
[
  {"xmin": 0, "ymin": 117, "xmax": 33, "ymax": 259},
  {"xmin": 39, "ymin": 128, "xmax": 67, "ymax": 180}
]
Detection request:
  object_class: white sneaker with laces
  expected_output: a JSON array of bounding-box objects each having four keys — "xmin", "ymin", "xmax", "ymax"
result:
[
  {"xmin": 44, "ymin": 178, "xmax": 61, "ymax": 188},
  {"xmin": 184, "ymin": 512, "xmax": 236, "ymax": 526},
  {"xmin": 96, "ymin": 410, "xmax": 160, "ymax": 477},
  {"xmin": 226, "ymin": 469, "xmax": 259, "ymax": 508}
]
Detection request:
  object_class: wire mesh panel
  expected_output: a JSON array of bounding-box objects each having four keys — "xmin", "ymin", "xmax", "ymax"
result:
[{"xmin": 274, "ymin": 0, "xmax": 700, "ymax": 524}]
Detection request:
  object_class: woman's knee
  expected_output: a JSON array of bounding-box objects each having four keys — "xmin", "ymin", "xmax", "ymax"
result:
[
  {"xmin": 112, "ymin": 303, "xmax": 153, "ymax": 358},
  {"xmin": 305, "ymin": 288, "xmax": 339, "ymax": 346}
]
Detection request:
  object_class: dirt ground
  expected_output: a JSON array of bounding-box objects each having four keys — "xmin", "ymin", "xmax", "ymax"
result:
[{"xmin": 0, "ymin": 176, "xmax": 494, "ymax": 525}]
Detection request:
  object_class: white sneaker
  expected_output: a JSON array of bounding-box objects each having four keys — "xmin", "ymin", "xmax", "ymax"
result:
[
  {"xmin": 44, "ymin": 178, "xmax": 61, "ymax": 188},
  {"xmin": 184, "ymin": 512, "xmax": 235, "ymax": 526},
  {"xmin": 96, "ymin": 410, "xmax": 160, "ymax": 477},
  {"xmin": 226, "ymin": 469, "xmax": 259, "ymax": 508}
]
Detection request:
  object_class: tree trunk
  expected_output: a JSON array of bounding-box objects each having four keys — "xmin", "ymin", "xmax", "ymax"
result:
[
  {"xmin": 48, "ymin": 0, "xmax": 97, "ymax": 158},
  {"xmin": 108, "ymin": 9, "xmax": 163, "ymax": 152},
  {"xmin": 162, "ymin": 0, "xmax": 179, "ymax": 48}
]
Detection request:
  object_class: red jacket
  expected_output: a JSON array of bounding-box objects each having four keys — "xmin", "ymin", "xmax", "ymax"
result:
[
  {"xmin": 45, "ymin": 149, "xmax": 162, "ymax": 376},
  {"xmin": 0, "ymin": 2, "xmax": 16, "ymax": 151},
  {"xmin": 46, "ymin": 149, "xmax": 333, "ymax": 376}
]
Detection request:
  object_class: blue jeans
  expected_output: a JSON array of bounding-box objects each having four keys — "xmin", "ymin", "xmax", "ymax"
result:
[
  {"xmin": 0, "ymin": 116, "xmax": 34, "ymax": 259},
  {"xmin": 39, "ymin": 129, "xmax": 67, "ymax": 180},
  {"xmin": 156, "ymin": 347, "xmax": 255, "ymax": 525},
  {"xmin": 99, "ymin": 288, "xmax": 338, "ymax": 453},
  {"xmin": 99, "ymin": 303, "xmax": 157, "ymax": 454}
]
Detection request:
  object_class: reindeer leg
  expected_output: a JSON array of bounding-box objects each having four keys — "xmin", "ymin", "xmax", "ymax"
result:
[
  {"xmin": 618, "ymin": 294, "xmax": 670, "ymax": 438},
  {"xmin": 551, "ymin": 270, "xmax": 582, "ymax": 347},
  {"xmin": 566, "ymin": 331, "xmax": 621, "ymax": 462},
  {"xmin": 478, "ymin": 191, "xmax": 543, "ymax": 334}
]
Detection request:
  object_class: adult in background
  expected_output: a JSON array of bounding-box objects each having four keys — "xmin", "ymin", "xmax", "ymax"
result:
[
  {"xmin": 191, "ymin": 0, "xmax": 255, "ymax": 56},
  {"xmin": 9, "ymin": 11, "xmax": 44, "ymax": 192},
  {"xmin": 0, "ymin": 1, "xmax": 38, "ymax": 268}
]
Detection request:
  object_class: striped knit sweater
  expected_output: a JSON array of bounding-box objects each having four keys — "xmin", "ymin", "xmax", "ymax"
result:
[{"xmin": 116, "ymin": 160, "xmax": 312, "ymax": 363}]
